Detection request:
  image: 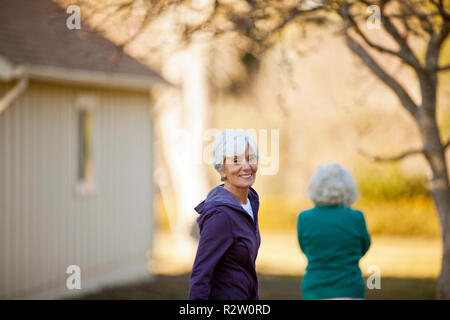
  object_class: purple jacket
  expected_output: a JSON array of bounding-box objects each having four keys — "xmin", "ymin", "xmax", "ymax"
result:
[{"xmin": 189, "ymin": 184, "xmax": 261, "ymax": 300}]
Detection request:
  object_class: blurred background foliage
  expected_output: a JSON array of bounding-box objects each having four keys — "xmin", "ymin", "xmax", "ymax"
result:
[
  {"xmin": 61, "ymin": 0, "xmax": 450, "ymax": 241},
  {"xmin": 58, "ymin": 0, "xmax": 450, "ymax": 299},
  {"xmin": 157, "ymin": 160, "xmax": 441, "ymax": 237}
]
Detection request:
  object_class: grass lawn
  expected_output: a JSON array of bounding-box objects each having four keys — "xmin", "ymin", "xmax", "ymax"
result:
[
  {"xmin": 74, "ymin": 273, "xmax": 437, "ymax": 300},
  {"xmin": 73, "ymin": 232, "xmax": 440, "ymax": 300}
]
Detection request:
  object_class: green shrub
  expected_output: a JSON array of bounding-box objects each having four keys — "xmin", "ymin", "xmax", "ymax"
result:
[
  {"xmin": 353, "ymin": 162, "xmax": 429, "ymax": 200},
  {"xmin": 258, "ymin": 194, "xmax": 440, "ymax": 238},
  {"xmin": 354, "ymin": 196, "xmax": 440, "ymax": 237}
]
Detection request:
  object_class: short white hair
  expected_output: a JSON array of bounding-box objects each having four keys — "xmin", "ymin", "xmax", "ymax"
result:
[
  {"xmin": 211, "ymin": 129, "xmax": 258, "ymax": 172},
  {"xmin": 308, "ymin": 163, "xmax": 359, "ymax": 206}
]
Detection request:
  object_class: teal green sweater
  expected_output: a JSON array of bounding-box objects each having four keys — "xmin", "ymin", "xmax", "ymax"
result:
[{"xmin": 297, "ymin": 205, "xmax": 371, "ymax": 300}]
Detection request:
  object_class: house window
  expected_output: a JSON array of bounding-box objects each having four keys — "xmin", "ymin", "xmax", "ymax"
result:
[
  {"xmin": 75, "ymin": 95, "xmax": 97, "ymax": 196},
  {"xmin": 78, "ymin": 109, "xmax": 93, "ymax": 180}
]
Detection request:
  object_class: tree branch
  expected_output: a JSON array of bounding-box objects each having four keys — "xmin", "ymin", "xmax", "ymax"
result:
[
  {"xmin": 257, "ymin": 5, "xmax": 326, "ymax": 44},
  {"xmin": 344, "ymin": 33, "xmax": 419, "ymax": 118},
  {"xmin": 437, "ymin": 64, "xmax": 450, "ymax": 71},
  {"xmin": 426, "ymin": 3, "xmax": 450, "ymax": 69},
  {"xmin": 430, "ymin": 0, "xmax": 450, "ymax": 21},
  {"xmin": 401, "ymin": 0, "xmax": 436, "ymax": 36},
  {"xmin": 444, "ymin": 139, "xmax": 450, "ymax": 150},
  {"xmin": 358, "ymin": 147, "xmax": 424, "ymax": 162},
  {"xmin": 360, "ymin": 138, "xmax": 450, "ymax": 162},
  {"xmin": 379, "ymin": 1, "xmax": 422, "ymax": 69},
  {"xmin": 340, "ymin": 7, "xmax": 423, "ymax": 70},
  {"xmin": 91, "ymin": 1, "xmax": 134, "ymax": 30}
]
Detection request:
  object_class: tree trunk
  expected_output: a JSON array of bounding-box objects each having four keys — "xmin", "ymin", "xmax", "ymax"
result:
[
  {"xmin": 153, "ymin": 43, "xmax": 211, "ymax": 263},
  {"xmin": 437, "ymin": 209, "xmax": 450, "ymax": 299},
  {"xmin": 417, "ymin": 105, "xmax": 450, "ymax": 299},
  {"xmin": 428, "ymin": 151, "xmax": 450, "ymax": 299}
]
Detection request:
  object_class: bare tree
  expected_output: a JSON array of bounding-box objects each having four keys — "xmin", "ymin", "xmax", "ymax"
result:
[
  {"xmin": 186, "ymin": 0, "xmax": 450, "ymax": 299},
  {"xmin": 72, "ymin": 0, "xmax": 450, "ymax": 298}
]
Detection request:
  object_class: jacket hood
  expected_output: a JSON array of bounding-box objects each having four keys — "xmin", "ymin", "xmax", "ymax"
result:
[{"xmin": 194, "ymin": 184, "xmax": 259, "ymax": 217}]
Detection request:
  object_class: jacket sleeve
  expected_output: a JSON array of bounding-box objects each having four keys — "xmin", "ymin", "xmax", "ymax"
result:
[
  {"xmin": 358, "ymin": 211, "xmax": 371, "ymax": 256},
  {"xmin": 189, "ymin": 210, "xmax": 234, "ymax": 300}
]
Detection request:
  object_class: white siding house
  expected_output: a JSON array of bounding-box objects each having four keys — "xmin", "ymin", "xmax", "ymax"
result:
[{"xmin": 0, "ymin": 0, "xmax": 165, "ymax": 299}]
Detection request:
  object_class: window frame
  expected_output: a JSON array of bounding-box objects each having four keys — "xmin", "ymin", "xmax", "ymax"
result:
[{"xmin": 74, "ymin": 94, "xmax": 98, "ymax": 197}]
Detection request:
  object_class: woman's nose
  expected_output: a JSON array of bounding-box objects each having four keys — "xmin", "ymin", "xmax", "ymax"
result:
[{"xmin": 241, "ymin": 159, "xmax": 251, "ymax": 169}]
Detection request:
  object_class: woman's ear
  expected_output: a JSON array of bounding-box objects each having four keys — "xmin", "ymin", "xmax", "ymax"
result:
[{"xmin": 219, "ymin": 168, "xmax": 226, "ymax": 181}]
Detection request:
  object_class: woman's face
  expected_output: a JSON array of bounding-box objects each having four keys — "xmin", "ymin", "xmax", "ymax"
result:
[{"xmin": 220, "ymin": 147, "xmax": 258, "ymax": 189}]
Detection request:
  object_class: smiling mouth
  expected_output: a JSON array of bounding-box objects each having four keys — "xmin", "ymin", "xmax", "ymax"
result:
[{"xmin": 239, "ymin": 174, "xmax": 253, "ymax": 178}]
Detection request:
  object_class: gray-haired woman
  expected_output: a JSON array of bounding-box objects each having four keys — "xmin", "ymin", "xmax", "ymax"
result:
[
  {"xmin": 189, "ymin": 129, "xmax": 261, "ymax": 300},
  {"xmin": 297, "ymin": 163, "xmax": 371, "ymax": 300}
]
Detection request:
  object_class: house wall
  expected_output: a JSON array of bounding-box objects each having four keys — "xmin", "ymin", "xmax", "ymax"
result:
[{"xmin": 0, "ymin": 81, "xmax": 155, "ymax": 299}]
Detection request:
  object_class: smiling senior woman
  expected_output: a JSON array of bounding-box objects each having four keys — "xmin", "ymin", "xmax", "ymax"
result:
[
  {"xmin": 189, "ymin": 129, "xmax": 260, "ymax": 300},
  {"xmin": 297, "ymin": 163, "xmax": 371, "ymax": 300}
]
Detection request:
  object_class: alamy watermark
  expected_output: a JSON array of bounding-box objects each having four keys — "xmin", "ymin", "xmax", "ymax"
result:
[
  {"xmin": 366, "ymin": 265, "xmax": 381, "ymax": 290},
  {"xmin": 66, "ymin": 264, "xmax": 81, "ymax": 290},
  {"xmin": 169, "ymin": 128, "xmax": 280, "ymax": 175},
  {"xmin": 66, "ymin": 5, "xmax": 81, "ymax": 30},
  {"xmin": 366, "ymin": 5, "xmax": 381, "ymax": 30}
]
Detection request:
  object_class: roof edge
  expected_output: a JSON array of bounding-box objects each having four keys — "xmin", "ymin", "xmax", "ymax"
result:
[{"xmin": 1, "ymin": 62, "xmax": 169, "ymax": 91}]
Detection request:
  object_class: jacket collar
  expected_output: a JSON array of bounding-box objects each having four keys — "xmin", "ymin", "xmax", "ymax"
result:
[{"xmin": 195, "ymin": 184, "xmax": 259, "ymax": 217}]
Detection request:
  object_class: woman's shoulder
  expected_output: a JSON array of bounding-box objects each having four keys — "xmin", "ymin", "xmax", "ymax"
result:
[
  {"xmin": 197, "ymin": 206, "xmax": 233, "ymax": 229},
  {"xmin": 298, "ymin": 207, "xmax": 316, "ymax": 220},
  {"xmin": 200, "ymin": 202, "xmax": 233, "ymax": 217},
  {"xmin": 340, "ymin": 207, "xmax": 367, "ymax": 227},
  {"xmin": 299, "ymin": 206, "xmax": 363, "ymax": 217},
  {"xmin": 344, "ymin": 206, "xmax": 365, "ymax": 217}
]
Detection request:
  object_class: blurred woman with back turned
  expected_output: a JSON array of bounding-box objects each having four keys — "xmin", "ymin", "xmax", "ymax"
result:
[
  {"xmin": 189, "ymin": 129, "xmax": 260, "ymax": 300},
  {"xmin": 297, "ymin": 163, "xmax": 371, "ymax": 300}
]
